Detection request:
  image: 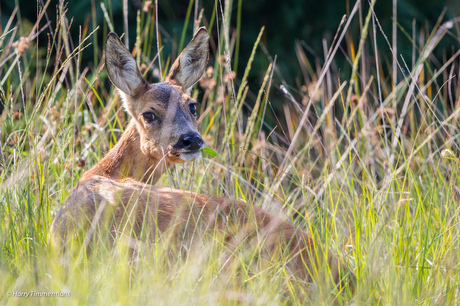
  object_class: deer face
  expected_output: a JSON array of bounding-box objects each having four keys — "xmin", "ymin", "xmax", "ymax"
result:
[{"xmin": 105, "ymin": 28, "xmax": 209, "ymax": 163}]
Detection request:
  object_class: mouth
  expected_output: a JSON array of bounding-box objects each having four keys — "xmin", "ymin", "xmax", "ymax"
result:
[
  {"xmin": 177, "ymin": 151, "xmax": 202, "ymax": 162},
  {"xmin": 169, "ymin": 148, "xmax": 202, "ymax": 162}
]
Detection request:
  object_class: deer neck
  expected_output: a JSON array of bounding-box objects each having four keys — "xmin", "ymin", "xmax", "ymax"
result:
[{"xmin": 82, "ymin": 119, "xmax": 170, "ymax": 184}]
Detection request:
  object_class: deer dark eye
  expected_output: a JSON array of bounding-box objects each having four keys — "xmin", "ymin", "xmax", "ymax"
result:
[
  {"xmin": 189, "ymin": 104, "xmax": 198, "ymax": 117},
  {"xmin": 142, "ymin": 112, "xmax": 155, "ymax": 124}
]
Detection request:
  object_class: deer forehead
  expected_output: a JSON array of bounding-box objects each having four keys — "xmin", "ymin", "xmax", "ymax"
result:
[{"xmin": 139, "ymin": 82, "xmax": 193, "ymax": 112}]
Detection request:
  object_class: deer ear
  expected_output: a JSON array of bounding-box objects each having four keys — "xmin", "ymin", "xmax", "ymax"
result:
[
  {"xmin": 105, "ymin": 32, "xmax": 147, "ymax": 96},
  {"xmin": 166, "ymin": 27, "xmax": 209, "ymax": 92}
]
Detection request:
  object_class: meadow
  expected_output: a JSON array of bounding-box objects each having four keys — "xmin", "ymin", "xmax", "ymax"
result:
[{"xmin": 1, "ymin": 0, "xmax": 460, "ymax": 304}]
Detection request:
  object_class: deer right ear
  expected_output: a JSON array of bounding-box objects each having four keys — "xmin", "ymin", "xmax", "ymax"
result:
[
  {"xmin": 165, "ymin": 27, "xmax": 209, "ymax": 92},
  {"xmin": 105, "ymin": 33, "xmax": 146, "ymax": 96}
]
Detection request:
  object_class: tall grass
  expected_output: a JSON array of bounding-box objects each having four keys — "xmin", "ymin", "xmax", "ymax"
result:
[{"xmin": 1, "ymin": 0, "xmax": 460, "ymax": 304}]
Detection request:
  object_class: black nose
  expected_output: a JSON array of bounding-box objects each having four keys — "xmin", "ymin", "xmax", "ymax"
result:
[{"xmin": 177, "ymin": 134, "xmax": 204, "ymax": 151}]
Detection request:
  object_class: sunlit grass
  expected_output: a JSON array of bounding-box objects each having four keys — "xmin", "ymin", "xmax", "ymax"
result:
[{"xmin": 1, "ymin": 0, "xmax": 460, "ymax": 304}]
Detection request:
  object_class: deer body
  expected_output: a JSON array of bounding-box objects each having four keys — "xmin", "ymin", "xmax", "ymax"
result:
[{"xmin": 51, "ymin": 28, "xmax": 352, "ymax": 288}]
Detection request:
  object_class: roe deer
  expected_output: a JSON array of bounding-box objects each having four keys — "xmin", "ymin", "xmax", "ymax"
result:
[{"xmin": 51, "ymin": 27, "xmax": 354, "ymax": 290}]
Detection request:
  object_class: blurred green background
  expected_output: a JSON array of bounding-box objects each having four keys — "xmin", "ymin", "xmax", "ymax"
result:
[{"xmin": 1, "ymin": 0, "xmax": 459, "ymax": 100}]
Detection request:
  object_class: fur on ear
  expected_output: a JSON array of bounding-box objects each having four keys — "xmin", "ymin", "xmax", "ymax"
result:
[
  {"xmin": 166, "ymin": 27, "xmax": 209, "ymax": 91},
  {"xmin": 105, "ymin": 33, "xmax": 146, "ymax": 97}
]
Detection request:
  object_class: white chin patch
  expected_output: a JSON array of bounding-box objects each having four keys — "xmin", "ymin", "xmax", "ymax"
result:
[{"xmin": 179, "ymin": 152, "xmax": 202, "ymax": 162}]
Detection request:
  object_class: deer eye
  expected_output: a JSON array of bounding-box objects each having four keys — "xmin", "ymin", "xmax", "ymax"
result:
[
  {"xmin": 142, "ymin": 112, "xmax": 155, "ymax": 124},
  {"xmin": 189, "ymin": 103, "xmax": 198, "ymax": 117}
]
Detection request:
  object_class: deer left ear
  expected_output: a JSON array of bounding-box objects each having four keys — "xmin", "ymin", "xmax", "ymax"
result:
[
  {"xmin": 166, "ymin": 27, "xmax": 209, "ymax": 92},
  {"xmin": 105, "ymin": 32, "xmax": 147, "ymax": 97}
]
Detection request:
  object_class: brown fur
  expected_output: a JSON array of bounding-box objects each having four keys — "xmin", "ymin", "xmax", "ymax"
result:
[
  {"xmin": 51, "ymin": 27, "xmax": 354, "ymax": 290},
  {"xmin": 81, "ymin": 120, "xmax": 170, "ymax": 183}
]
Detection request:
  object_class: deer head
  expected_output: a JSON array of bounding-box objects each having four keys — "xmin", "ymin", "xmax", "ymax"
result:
[{"xmin": 105, "ymin": 27, "xmax": 209, "ymax": 163}]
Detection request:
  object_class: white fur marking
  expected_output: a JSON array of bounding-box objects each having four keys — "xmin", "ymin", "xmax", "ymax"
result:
[{"xmin": 178, "ymin": 152, "xmax": 202, "ymax": 162}]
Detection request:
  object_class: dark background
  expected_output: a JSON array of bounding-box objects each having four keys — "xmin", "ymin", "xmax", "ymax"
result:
[{"xmin": 1, "ymin": 0, "xmax": 459, "ymax": 100}]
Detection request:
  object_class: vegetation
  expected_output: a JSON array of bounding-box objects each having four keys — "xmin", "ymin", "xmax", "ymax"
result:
[{"xmin": 1, "ymin": 0, "xmax": 460, "ymax": 304}]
